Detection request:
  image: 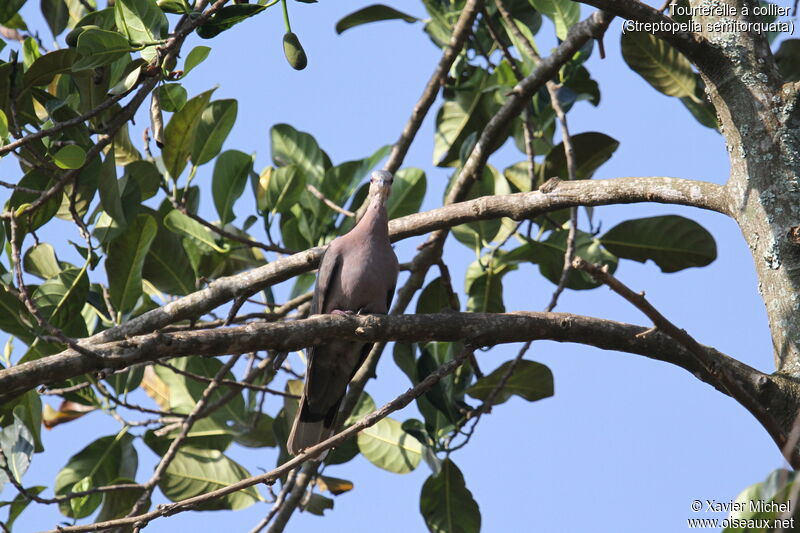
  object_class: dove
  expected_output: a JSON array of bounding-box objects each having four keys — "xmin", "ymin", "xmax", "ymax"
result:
[{"xmin": 287, "ymin": 170, "xmax": 399, "ymax": 455}]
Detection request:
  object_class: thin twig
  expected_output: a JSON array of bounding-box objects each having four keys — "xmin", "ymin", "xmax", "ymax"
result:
[{"xmin": 306, "ymin": 184, "xmax": 354, "ymax": 217}]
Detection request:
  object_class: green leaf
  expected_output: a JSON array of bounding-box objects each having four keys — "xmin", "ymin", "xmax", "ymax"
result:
[
  {"xmin": 386, "ymin": 167, "xmax": 426, "ymax": 220},
  {"xmin": 95, "ymin": 477, "xmax": 146, "ymax": 521},
  {"xmin": 0, "ymin": 0, "xmax": 26, "ymax": 24},
  {"xmin": 23, "ymin": 243, "xmax": 61, "ymax": 280},
  {"xmin": 464, "ymin": 253, "xmax": 516, "ymax": 313},
  {"xmin": 0, "ymin": 109, "xmax": 8, "ymax": 139},
  {"xmin": 335, "ymin": 4, "xmax": 419, "ymax": 34},
  {"xmin": 162, "ymin": 88, "xmax": 215, "ymax": 179},
  {"xmin": 0, "ymin": 392, "xmax": 43, "ymax": 453},
  {"xmin": 106, "ymin": 213, "xmax": 157, "ymax": 314},
  {"xmin": 261, "ymin": 165, "xmax": 306, "ymax": 215},
  {"xmin": 164, "ymin": 209, "xmax": 228, "ymax": 253},
  {"xmin": 510, "ymin": 229, "xmax": 618, "ymax": 290},
  {"xmin": 467, "ymin": 360, "xmax": 554, "ymax": 405},
  {"xmin": 8, "ymin": 169, "xmax": 61, "ymax": 235},
  {"xmin": 541, "ymin": 132, "xmax": 619, "ymax": 181},
  {"xmin": 98, "ymin": 146, "xmax": 126, "ymax": 225},
  {"xmin": 600, "ymin": 215, "xmax": 717, "ymax": 273},
  {"xmin": 22, "ymin": 48, "xmax": 77, "ymax": 89},
  {"xmin": 191, "ymin": 99, "xmax": 238, "ymax": 166},
  {"xmin": 0, "ymin": 413, "xmax": 34, "ymax": 491},
  {"xmin": 153, "ymin": 356, "xmax": 245, "ymax": 426},
  {"xmin": 123, "ymin": 159, "xmax": 162, "ymax": 200},
  {"xmin": 55, "ymin": 432, "xmax": 137, "ymax": 518},
  {"xmin": 6, "ymin": 485, "xmax": 45, "ymax": 529},
  {"xmin": 529, "ymin": 0, "xmax": 579, "ymax": 40},
  {"xmin": 417, "ymin": 276, "xmax": 459, "ymax": 314},
  {"xmin": 114, "ymin": 0, "xmax": 167, "ymax": 45},
  {"xmin": 159, "ymin": 447, "xmax": 259, "ymax": 510},
  {"xmin": 53, "ymin": 144, "xmax": 86, "ymax": 169},
  {"xmin": 270, "ymin": 123, "xmax": 325, "ymax": 187},
  {"xmin": 145, "ymin": 417, "xmax": 234, "ymax": 455},
  {"xmin": 42, "ymin": 0, "xmax": 69, "ymax": 35},
  {"xmin": 679, "ymin": 76, "xmax": 718, "ymax": 130},
  {"xmin": 142, "ymin": 208, "xmax": 196, "ymax": 296},
  {"xmin": 73, "ymin": 28, "xmax": 134, "ymax": 71},
  {"xmin": 357, "ymin": 416, "xmax": 422, "ymax": 474},
  {"xmin": 212, "ymin": 150, "xmax": 253, "ymax": 225},
  {"xmin": 157, "ymin": 83, "xmax": 187, "ymax": 112},
  {"xmin": 303, "ymin": 493, "xmax": 334, "ymax": 515},
  {"xmin": 420, "ymin": 458, "xmax": 481, "ymax": 533},
  {"xmin": 32, "ymin": 266, "xmax": 89, "ymax": 336},
  {"xmin": 621, "ymin": 30, "xmax": 695, "ymax": 98},
  {"xmin": 183, "ymin": 45, "xmax": 210, "ymax": 77},
  {"xmin": 231, "ymin": 413, "xmax": 276, "ymax": 448},
  {"xmin": 451, "ymin": 165, "xmax": 511, "ymax": 251},
  {"xmin": 196, "ymin": 4, "xmax": 266, "ymax": 39}
]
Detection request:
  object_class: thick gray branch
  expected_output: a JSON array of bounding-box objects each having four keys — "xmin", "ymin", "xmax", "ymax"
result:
[
  {"xmin": 1, "ymin": 309, "xmax": 752, "ymax": 402},
  {"xmin": 73, "ymin": 176, "xmax": 728, "ymax": 349}
]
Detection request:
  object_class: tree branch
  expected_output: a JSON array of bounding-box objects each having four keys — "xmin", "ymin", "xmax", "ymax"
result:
[{"xmin": 0, "ymin": 309, "xmax": 759, "ymax": 403}]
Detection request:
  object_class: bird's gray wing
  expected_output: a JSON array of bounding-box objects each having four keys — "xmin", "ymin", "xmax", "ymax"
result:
[{"xmin": 311, "ymin": 245, "xmax": 342, "ymax": 315}]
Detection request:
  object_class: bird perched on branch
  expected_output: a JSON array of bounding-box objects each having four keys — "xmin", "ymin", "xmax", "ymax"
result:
[{"xmin": 287, "ymin": 170, "xmax": 399, "ymax": 455}]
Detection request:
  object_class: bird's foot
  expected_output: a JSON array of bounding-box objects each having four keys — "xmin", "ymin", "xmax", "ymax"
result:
[{"xmin": 331, "ymin": 309, "xmax": 355, "ymax": 316}]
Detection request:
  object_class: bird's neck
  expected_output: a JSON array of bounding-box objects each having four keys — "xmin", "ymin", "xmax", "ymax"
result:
[{"xmin": 357, "ymin": 195, "xmax": 389, "ymax": 239}]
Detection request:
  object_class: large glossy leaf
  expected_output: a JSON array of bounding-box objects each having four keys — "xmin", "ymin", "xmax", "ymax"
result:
[
  {"xmin": 22, "ymin": 48, "xmax": 76, "ymax": 89},
  {"xmin": 191, "ymin": 99, "xmax": 238, "ymax": 166},
  {"xmin": 621, "ymin": 30, "xmax": 695, "ymax": 98},
  {"xmin": 270, "ymin": 123, "xmax": 325, "ymax": 187},
  {"xmin": 98, "ymin": 146, "xmax": 126, "ymax": 225},
  {"xmin": 114, "ymin": 0, "xmax": 167, "ymax": 44},
  {"xmin": 335, "ymin": 4, "xmax": 419, "ymax": 34},
  {"xmin": 142, "ymin": 208, "xmax": 196, "ymax": 296},
  {"xmin": 420, "ymin": 458, "xmax": 481, "ymax": 533},
  {"xmin": 159, "ymin": 447, "xmax": 259, "ymax": 510},
  {"xmin": 451, "ymin": 165, "xmax": 511, "ymax": 251},
  {"xmin": 32, "ymin": 266, "xmax": 89, "ymax": 336},
  {"xmin": 161, "ymin": 88, "xmax": 215, "ymax": 180},
  {"xmin": 8, "ymin": 169, "xmax": 61, "ymax": 235},
  {"xmin": 106, "ymin": 213, "xmax": 157, "ymax": 315},
  {"xmin": 145, "ymin": 417, "xmax": 234, "ymax": 455},
  {"xmin": 541, "ymin": 132, "xmax": 619, "ymax": 181},
  {"xmin": 153, "ymin": 356, "xmax": 245, "ymax": 426},
  {"xmin": 23, "ymin": 242, "xmax": 61, "ymax": 279},
  {"xmin": 386, "ymin": 167, "xmax": 426, "ymax": 219},
  {"xmin": 529, "ymin": 0, "xmax": 578, "ymax": 40},
  {"xmin": 73, "ymin": 28, "xmax": 133, "ymax": 71},
  {"xmin": 464, "ymin": 253, "xmax": 516, "ymax": 313},
  {"xmin": 95, "ymin": 477, "xmax": 146, "ymax": 522},
  {"xmin": 417, "ymin": 276, "xmax": 459, "ymax": 314},
  {"xmin": 261, "ymin": 165, "xmax": 305, "ymax": 215},
  {"xmin": 0, "ymin": 0, "xmax": 26, "ymax": 23},
  {"xmin": 54, "ymin": 433, "xmax": 137, "ymax": 518},
  {"xmin": 467, "ymin": 360, "xmax": 554, "ymax": 406},
  {"xmin": 0, "ymin": 392, "xmax": 43, "ymax": 453},
  {"xmin": 509, "ymin": 229, "xmax": 618, "ymax": 290},
  {"xmin": 53, "ymin": 144, "xmax": 86, "ymax": 169},
  {"xmin": 196, "ymin": 4, "xmax": 266, "ymax": 39},
  {"xmin": 164, "ymin": 209, "xmax": 228, "ymax": 253},
  {"xmin": 42, "ymin": 0, "xmax": 69, "ymax": 35},
  {"xmin": 357, "ymin": 416, "xmax": 422, "ymax": 474},
  {"xmin": 212, "ymin": 150, "xmax": 253, "ymax": 225},
  {"xmin": 0, "ymin": 413, "xmax": 34, "ymax": 491},
  {"xmin": 599, "ymin": 215, "xmax": 717, "ymax": 273}
]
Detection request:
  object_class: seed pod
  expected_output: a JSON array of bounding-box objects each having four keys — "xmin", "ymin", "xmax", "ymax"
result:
[{"xmin": 282, "ymin": 32, "xmax": 307, "ymax": 71}]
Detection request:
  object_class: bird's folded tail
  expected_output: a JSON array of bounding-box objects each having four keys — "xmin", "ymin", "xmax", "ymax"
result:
[{"xmin": 287, "ymin": 395, "xmax": 342, "ymax": 456}]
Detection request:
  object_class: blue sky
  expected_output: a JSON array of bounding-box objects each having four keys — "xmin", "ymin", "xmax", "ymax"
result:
[{"xmin": 0, "ymin": 1, "xmax": 784, "ymax": 531}]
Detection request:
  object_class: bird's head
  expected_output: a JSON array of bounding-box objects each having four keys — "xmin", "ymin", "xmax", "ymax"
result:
[{"xmin": 368, "ymin": 170, "xmax": 394, "ymax": 202}]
